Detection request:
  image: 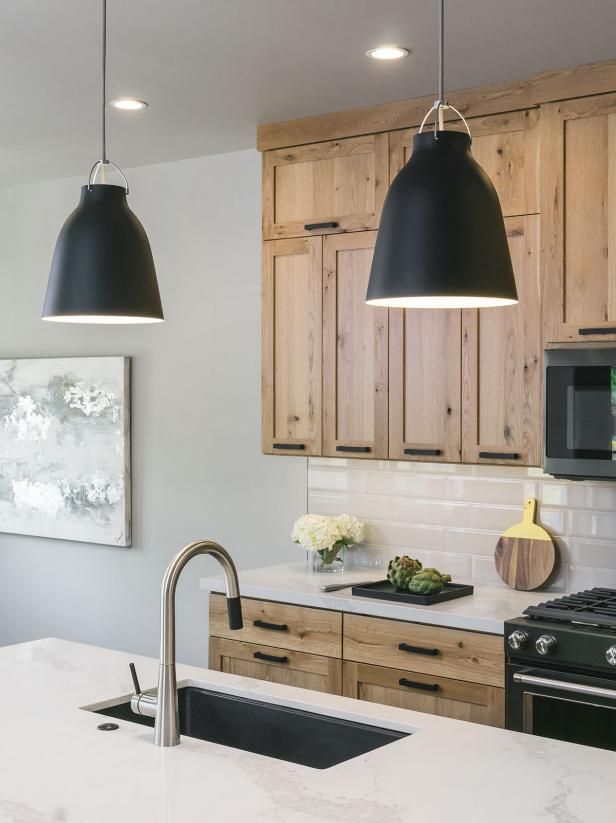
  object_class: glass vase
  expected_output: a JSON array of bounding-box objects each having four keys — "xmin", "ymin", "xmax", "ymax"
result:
[{"xmin": 310, "ymin": 544, "xmax": 345, "ymax": 573}]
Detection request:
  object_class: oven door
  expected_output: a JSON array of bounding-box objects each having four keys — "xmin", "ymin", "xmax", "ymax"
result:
[{"xmin": 507, "ymin": 664, "xmax": 616, "ymax": 751}]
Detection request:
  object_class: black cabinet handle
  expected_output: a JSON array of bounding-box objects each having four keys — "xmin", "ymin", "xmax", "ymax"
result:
[
  {"xmin": 399, "ymin": 678, "xmax": 439, "ymax": 692},
  {"xmin": 404, "ymin": 448, "xmax": 442, "ymax": 456},
  {"xmin": 398, "ymin": 642, "xmax": 439, "ymax": 657},
  {"xmin": 253, "ymin": 619, "xmax": 289, "ymax": 632},
  {"xmin": 254, "ymin": 651, "xmax": 289, "ymax": 664},
  {"xmin": 304, "ymin": 221, "xmax": 338, "ymax": 231},
  {"xmin": 579, "ymin": 327, "xmax": 616, "ymax": 335},
  {"xmin": 478, "ymin": 451, "xmax": 519, "ymax": 460},
  {"xmin": 336, "ymin": 445, "xmax": 371, "ymax": 453},
  {"xmin": 272, "ymin": 443, "xmax": 305, "ymax": 450}
]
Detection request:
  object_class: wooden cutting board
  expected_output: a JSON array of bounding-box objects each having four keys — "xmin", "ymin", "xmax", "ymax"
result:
[{"xmin": 494, "ymin": 498, "xmax": 557, "ymax": 591}]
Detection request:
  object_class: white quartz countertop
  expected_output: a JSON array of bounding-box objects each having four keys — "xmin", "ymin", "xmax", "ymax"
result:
[
  {"xmin": 201, "ymin": 562, "xmax": 550, "ymax": 634},
  {"xmin": 2, "ymin": 637, "xmax": 614, "ymax": 823}
]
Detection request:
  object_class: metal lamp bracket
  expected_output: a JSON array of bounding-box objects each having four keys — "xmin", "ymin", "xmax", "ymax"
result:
[
  {"xmin": 88, "ymin": 160, "xmax": 130, "ymax": 193},
  {"xmin": 419, "ymin": 100, "xmax": 472, "ymax": 142}
]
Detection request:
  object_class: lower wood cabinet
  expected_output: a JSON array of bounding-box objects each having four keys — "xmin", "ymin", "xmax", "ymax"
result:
[
  {"xmin": 209, "ymin": 637, "xmax": 342, "ymax": 695},
  {"xmin": 343, "ymin": 661, "xmax": 504, "ymax": 727},
  {"xmin": 208, "ymin": 595, "xmax": 505, "ymax": 727}
]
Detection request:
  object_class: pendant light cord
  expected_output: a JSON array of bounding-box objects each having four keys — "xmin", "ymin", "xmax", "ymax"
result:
[
  {"xmin": 438, "ymin": 0, "xmax": 444, "ymax": 105},
  {"xmin": 102, "ymin": 0, "xmax": 107, "ymax": 163}
]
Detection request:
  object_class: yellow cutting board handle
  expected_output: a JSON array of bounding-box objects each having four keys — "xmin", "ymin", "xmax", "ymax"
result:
[{"xmin": 502, "ymin": 498, "xmax": 551, "ymax": 541}]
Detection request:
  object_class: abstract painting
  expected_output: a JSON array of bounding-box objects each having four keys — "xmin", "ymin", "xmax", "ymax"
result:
[{"xmin": 0, "ymin": 357, "xmax": 130, "ymax": 546}]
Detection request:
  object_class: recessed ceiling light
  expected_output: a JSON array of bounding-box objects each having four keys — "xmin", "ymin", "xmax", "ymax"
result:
[
  {"xmin": 366, "ymin": 45, "xmax": 410, "ymax": 60},
  {"xmin": 110, "ymin": 98, "xmax": 148, "ymax": 111}
]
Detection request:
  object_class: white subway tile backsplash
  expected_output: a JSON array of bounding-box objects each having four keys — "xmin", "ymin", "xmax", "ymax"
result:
[{"xmin": 308, "ymin": 457, "xmax": 616, "ymax": 591}]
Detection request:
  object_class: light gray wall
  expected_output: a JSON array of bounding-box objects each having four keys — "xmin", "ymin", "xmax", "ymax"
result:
[{"xmin": 0, "ymin": 149, "xmax": 307, "ymax": 666}]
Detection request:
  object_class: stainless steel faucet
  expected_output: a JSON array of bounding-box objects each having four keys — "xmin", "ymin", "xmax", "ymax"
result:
[{"xmin": 130, "ymin": 540, "xmax": 243, "ymax": 746}]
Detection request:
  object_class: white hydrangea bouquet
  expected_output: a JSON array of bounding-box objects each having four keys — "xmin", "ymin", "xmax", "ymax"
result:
[{"xmin": 291, "ymin": 513, "xmax": 364, "ymax": 572}]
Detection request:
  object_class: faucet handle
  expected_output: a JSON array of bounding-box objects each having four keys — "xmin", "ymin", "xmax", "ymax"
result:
[{"xmin": 129, "ymin": 662, "xmax": 142, "ymax": 695}]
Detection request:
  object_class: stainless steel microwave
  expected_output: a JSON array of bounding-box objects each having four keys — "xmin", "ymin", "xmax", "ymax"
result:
[{"xmin": 545, "ymin": 347, "xmax": 616, "ymax": 480}]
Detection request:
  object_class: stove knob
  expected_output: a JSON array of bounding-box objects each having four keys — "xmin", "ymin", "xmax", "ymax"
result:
[
  {"xmin": 606, "ymin": 646, "xmax": 616, "ymax": 666},
  {"xmin": 536, "ymin": 634, "xmax": 557, "ymax": 656},
  {"xmin": 507, "ymin": 630, "xmax": 528, "ymax": 651}
]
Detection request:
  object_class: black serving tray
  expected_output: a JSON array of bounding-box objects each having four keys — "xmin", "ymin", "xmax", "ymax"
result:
[{"xmin": 351, "ymin": 580, "xmax": 474, "ymax": 605}]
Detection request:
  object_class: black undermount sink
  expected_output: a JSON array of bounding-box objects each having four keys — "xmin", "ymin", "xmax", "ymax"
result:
[{"xmin": 95, "ymin": 685, "xmax": 409, "ymax": 769}]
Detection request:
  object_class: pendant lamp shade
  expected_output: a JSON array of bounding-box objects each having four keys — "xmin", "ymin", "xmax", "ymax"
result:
[
  {"xmin": 366, "ymin": 131, "xmax": 518, "ymax": 308},
  {"xmin": 43, "ymin": 184, "xmax": 163, "ymax": 323}
]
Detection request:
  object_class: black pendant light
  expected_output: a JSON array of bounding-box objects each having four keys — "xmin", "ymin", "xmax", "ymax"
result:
[
  {"xmin": 42, "ymin": 0, "xmax": 163, "ymax": 323},
  {"xmin": 366, "ymin": 0, "xmax": 517, "ymax": 309}
]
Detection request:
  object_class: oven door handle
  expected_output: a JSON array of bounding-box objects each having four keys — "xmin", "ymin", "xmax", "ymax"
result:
[{"xmin": 513, "ymin": 672, "xmax": 616, "ymax": 701}]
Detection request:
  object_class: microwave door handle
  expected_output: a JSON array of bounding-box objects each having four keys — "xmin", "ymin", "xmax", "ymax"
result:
[{"xmin": 513, "ymin": 672, "xmax": 616, "ymax": 701}]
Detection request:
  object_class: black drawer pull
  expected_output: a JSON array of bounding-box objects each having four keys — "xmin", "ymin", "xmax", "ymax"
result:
[
  {"xmin": 336, "ymin": 445, "xmax": 371, "ymax": 453},
  {"xmin": 579, "ymin": 327, "xmax": 616, "ymax": 335},
  {"xmin": 273, "ymin": 443, "xmax": 305, "ymax": 451},
  {"xmin": 253, "ymin": 619, "xmax": 289, "ymax": 632},
  {"xmin": 398, "ymin": 642, "xmax": 439, "ymax": 657},
  {"xmin": 478, "ymin": 451, "xmax": 519, "ymax": 460},
  {"xmin": 253, "ymin": 651, "xmax": 289, "ymax": 664},
  {"xmin": 404, "ymin": 448, "xmax": 442, "ymax": 456},
  {"xmin": 399, "ymin": 678, "xmax": 439, "ymax": 692},
  {"xmin": 304, "ymin": 221, "xmax": 339, "ymax": 231}
]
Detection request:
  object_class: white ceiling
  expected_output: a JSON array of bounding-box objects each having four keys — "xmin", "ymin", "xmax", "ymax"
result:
[{"xmin": 1, "ymin": 0, "xmax": 615, "ymax": 186}]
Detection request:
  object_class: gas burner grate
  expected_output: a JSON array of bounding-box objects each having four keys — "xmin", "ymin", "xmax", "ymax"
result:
[{"xmin": 524, "ymin": 588, "xmax": 616, "ymax": 627}]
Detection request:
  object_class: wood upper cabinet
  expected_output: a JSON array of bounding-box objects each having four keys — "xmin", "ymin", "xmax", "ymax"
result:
[
  {"xmin": 322, "ymin": 232, "xmax": 388, "ymax": 459},
  {"xmin": 262, "ymin": 237, "xmax": 322, "ymax": 455},
  {"xmin": 462, "ymin": 215, "xmax": 542, "ymax": 466},
  {"xmin": 262, "ymin": 134, "xmax": 388, "ymax": 240},
  {"xmin": 389, "ymin": 308, "xmax": 462, "ymax": 462},
  {"xmin": 389, "ymin": 108, "xmax": 540, "ymax": 216},
  {"xmin": 542, "ymin": 94, "xmax": 616, "ymax": 342}
]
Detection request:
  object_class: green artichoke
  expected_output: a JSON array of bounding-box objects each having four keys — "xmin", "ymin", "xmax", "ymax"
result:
[
  {"xmin": 408, "ymin": 568, "xmax": 452, "ymax": 596},
  {"xmin": 387, "ymin": 555, "xmax": 422, "ymax": 590}
]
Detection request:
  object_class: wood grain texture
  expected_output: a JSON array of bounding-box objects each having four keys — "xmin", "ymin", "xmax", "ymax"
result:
[
  {"xmin": 257, "ymin": 58, "xmax": 616, "ymax": 151},
  {"xmin": 343, "ymin": 661, "xmax": 505, "ymax": 728},
  {"xmin": 389, "ymin": 307, "xmax": 462, "ymax": 462},
  {"xmin": 494, "ymin": 498, "xmax": 557, "ymax": 590},
  {"xmin": 209, "ymin": 594, "xmax": 342, "ymax": 657},
  {"xmin": 261, "ymin": 237, "xmax": 322, "ymax": 454},
  {"xmin": 462, "ymin": 215, "xmax": 542, "ymax": 466},
  {"xmin": 322, "ymin": 232, "xmax": 387, "ymax": 459},
  {"xmin": 209, "ymin": 637, "xmax": 343, "ymax": 695},
  {"xmin": 343, "ymin": 613, "xmax": 504, "ymax": 687},
  {"xmin": 262, "ymin": 133, "xmax": 388, "ymax": 240},
  {"xmin": 542, "ymin": 93, "xmax": 616, "ymax": 342}
]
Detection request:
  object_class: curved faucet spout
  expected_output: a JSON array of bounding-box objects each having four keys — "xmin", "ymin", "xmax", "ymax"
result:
[{"xmin": 150, "ymin": 540, "xmax": 242, "ymax": 747}]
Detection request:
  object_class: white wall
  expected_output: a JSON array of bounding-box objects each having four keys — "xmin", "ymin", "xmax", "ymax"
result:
[{"xmin": 0, "ymin": 149, "xmax": 307, "ymax": 665}]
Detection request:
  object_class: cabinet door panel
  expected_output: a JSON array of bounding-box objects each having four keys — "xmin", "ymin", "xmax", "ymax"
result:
[
  {"xmin": 343, "ymin": 661, "xmax": 505, "ymax": 728},
  {"xmin": 262, "ymin": 237, "xmax": 322, "ymax": 454},
  {"xmin": 389, "ymin": 308, "xmax": 461, "ymax": 462},
  {"xmin": 462, "ymin": 215, "xmax": 542, "ymax": 466},
  {"xmin": 209, "ymin": 638, "xmax": 342, "ymax": 695},
  {"xmin": 390, "ymin": 109, "xmax": 539, "ymax": 216},
  {"xmin": 263, "ymin": 134, "xmax": 388, "ymax": 240},
  {"xmin": 323, "ymin": 232, "xmax": 388, "ymax": 458},
  {"xmin": 542, "ymin": 95, "xmax": 616, "ymax": 341}
]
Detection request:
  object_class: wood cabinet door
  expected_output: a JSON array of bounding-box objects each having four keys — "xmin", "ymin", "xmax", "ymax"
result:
[
  {"xmin": 390, "ymin": 108, "xmax": 540, "ymax": 216},
  {"xmin": 209, "ymin": 637, "xmax": 342, "ymax": 695},
  {"xmin": 343, "ymin": 661, "xmax": 505, "ymax": 728},
  {"xmin": 542, "ymin": 95, "xmax": 616, "ymax": 342},
  {"xmin": 461, "ymin": 215, "xmax": 542, "ymax": 466},
  {"xmin": 262, "ymin": 237, "xmax": 322, "ymax": 455},
  {"xmin": 322, "ymin": 232, "xmax": 388, "ymax": 459},
  {"xmin": 262, "ymin": 134, "xmax": 388, "ymax": 240}
]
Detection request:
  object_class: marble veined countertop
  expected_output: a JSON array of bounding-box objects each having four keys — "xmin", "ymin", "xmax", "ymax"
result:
[
  {"xmin": 201, "ymin": 562, "xmax": 551, "ymax": 634},
  {"xmin": 1, "ymin": 637, "xmax": 613, "ymax": 823}
]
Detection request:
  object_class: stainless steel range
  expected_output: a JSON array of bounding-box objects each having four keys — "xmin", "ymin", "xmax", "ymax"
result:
[{"xmin": 505, "ymin": 588, "xmax": 616, "ymax": 752}]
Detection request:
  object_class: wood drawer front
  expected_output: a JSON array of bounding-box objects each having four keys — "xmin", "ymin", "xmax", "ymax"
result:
[
  {"xmin": 209, "ymin": 594, "xmax": 342, "ymax": 657},
  {"xmin": 209, "ymin": 637, "xmax": 342, "ymax": 695},
  {"xmin": 262, "ymin": 134, "xmax": 388, "ymax": 240},
  {"xmin": 343, "ymin": 614, "xmax": 504, "ymax": 687},
  {"xmin": 343, "ymin": 661, "xmax": 505, "ymax": 728}
]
